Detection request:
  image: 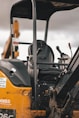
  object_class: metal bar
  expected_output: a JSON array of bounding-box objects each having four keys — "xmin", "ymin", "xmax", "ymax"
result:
[
  {"xmin": 67, "ymin": 47, "xmax": 79, "ymax": 72},
  {"xmin": 44, "ymin": 19, "xmax": 49, "ymax": 42},
  {"xmin": 13, "ymin": 41, "xmax": 31, "ymax": 45},
  {"xmin": 31, "ymin": 0, "xmax": 37, "ymax": 102},
  {"xmin": 19, "ymin": 42, "xmax": 31, "ymax": 45},
  {"xmin": 37, "ymin": 62, "xmax": 68, "ymax": 66}
]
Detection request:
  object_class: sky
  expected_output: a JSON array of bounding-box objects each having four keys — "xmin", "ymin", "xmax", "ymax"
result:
[{"xmin": 0, "ymin": 0, "xmax": 79, "ymax": 62}]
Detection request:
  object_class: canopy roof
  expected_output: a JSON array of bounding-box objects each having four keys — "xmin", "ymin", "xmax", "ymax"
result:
[{"xmin": 11, "ymin": 0, "xmax": 79, "ymax": 20}]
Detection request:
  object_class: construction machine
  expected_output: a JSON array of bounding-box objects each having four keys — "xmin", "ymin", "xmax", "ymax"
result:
[{"xmin": 0, "ymin": 0, "xmax": 79, "ymax": 118}]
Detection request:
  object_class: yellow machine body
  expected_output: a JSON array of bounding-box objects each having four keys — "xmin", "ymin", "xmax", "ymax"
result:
[
  {"xmin": 0, "ymin": 70, "xmax": 32, "ymax": 118},
  {"xmin": 0, "ymin": 70, "xmax": 46, "ymax": 118}
]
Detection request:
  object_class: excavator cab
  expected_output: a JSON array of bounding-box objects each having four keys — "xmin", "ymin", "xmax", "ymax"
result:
[{"xmin": 0, "ymin": 0, "xmax": 79, "ymax": 118}]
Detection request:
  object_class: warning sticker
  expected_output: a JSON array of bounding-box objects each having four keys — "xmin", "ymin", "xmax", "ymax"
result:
[
  {"xmin": 0, "ymin": 99, "xmax": 11, "ymax": 105},
  {"xmin": 0, "ymin": 78, "xmax": 6, "ymax": 88}
]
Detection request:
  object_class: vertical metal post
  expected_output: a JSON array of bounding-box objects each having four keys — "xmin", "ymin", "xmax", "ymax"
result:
[
  {"xmin": 44, "ymin": 19, "xmax": 49, "ymax": 42},
  {"xmin": 31, "ymin": 0, "xmax": 37, "ymax": 102}
]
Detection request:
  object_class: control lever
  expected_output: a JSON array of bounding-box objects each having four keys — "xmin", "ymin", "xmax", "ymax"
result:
[
  {"xmin": 68, "ymin": 43, "xmax": 72, "ymax": 58},
  {"xmin": 56, "ymin": 46, "xmax": 66, "ymax": 58}
]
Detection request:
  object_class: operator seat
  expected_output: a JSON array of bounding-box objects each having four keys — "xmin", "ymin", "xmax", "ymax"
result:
[
  {"xmin": 28, "ymin": 40, "xmax": 61, "ymax": 79},
  {"xmin": 28, "ymin": 40, "xmax": 54, "ymax": 69}
]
